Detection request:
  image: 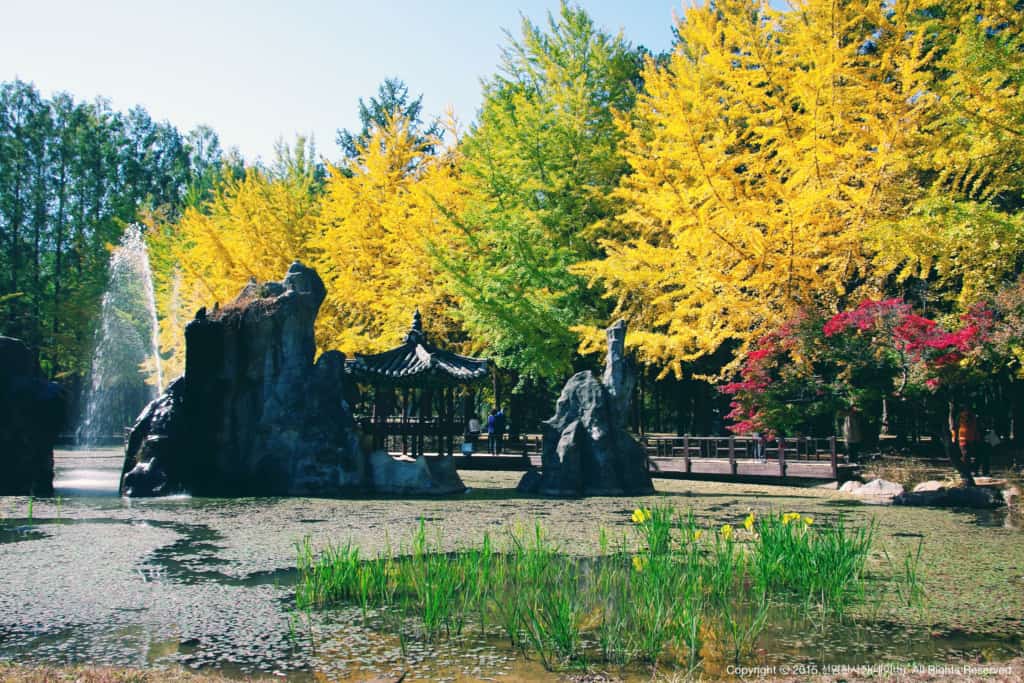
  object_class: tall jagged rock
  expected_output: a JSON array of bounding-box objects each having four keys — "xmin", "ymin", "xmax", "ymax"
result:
[
  {"xmin": 518, "ymin": 321, "xmax": 654, "ymax": 497},
  {"xmin": 0, "ymin": 337, "xmax": 63, "ymax": 496},
  {"xmin": 602, "ymin": 320, "xmax": 635, "ymax": 427},
  {"xmin": 121, "ymin": 262, "xmax": 366, "ymax": 496}
]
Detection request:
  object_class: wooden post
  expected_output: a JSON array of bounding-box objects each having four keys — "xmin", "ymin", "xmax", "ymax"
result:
[
  {"xmin": 401, "ymin": 388, "xmax": 409, "ymax": 456},
  {"xmin": 683, "ymin": 435, "xmax": 691, "ymax": 473},
  {"xmin": 829, "ymin": 436, "xmax": 838, "ymax": 479},
  {"xmin": 416, "ymin": 389, "xmax": 424, "ymax": 458},
  {"xmin": 443, "ymin": 386, "xmax": 449, "ymax": 457},
  {"xmin": 728, "ymin": 436, "xmax": 737, "ymax": 475},
  {"xmin": 449, "ymin": 387, "xmax": 456, "ymax": 457},
  {"xmin": 439, "ymin": 386, "xmax": 446, "ymax": 457},
  {"xmin": 778, "ymin": 437, "xmax": 787, "ymax": 478}
]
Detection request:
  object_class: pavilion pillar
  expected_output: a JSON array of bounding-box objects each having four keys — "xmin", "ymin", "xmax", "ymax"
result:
[
  {"xmin": 411, "ymin": 388, "xmax": 419, "ymax": 458},
  {"xmin": 421, "ymin": 388, "xmax": 432, "ymax": 457},
  {"xmin": 446, "ymin": 386, "xmax": 453, "ymax": 457},
  {"xmin": 436, "ymin": 386, "xmax": 444, "ymax": 457},
  {"xmin": 371, "ymin": 389, "xmax": 381, "ymax": 450},
  {"xmin": 440, "ymin": 386, "xmax": 448, "ymax": 457},
  {"xmin": 401, "ymin": 387, "xmax": 409, "ymax": 456},
  {"xmin": 452, "ymin": 387, "xmax": 460, "ymax": 456}
]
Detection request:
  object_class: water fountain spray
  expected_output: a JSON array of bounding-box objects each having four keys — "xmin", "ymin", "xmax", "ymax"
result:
[{"xmin": 77, "ymin": 224, "xmax": 164, "ymax": 445}]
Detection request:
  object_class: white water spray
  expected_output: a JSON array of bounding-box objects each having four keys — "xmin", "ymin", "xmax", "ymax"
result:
[
  {"xmin": 77, "ymin": 224, "xmax": 164, "ymax": 445},
  {"xmin": 143, "ymin": 246, "xmax": 164, "ymax": 395}
]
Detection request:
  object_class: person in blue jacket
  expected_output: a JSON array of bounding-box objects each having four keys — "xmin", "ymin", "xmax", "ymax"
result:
[
  {"xmin": 487, "ymin": 409, "xmax": 498, "ymax": 455},
  {"xmin": 494, "ymin": 408, "xmax": 506, "ymax": 455}
]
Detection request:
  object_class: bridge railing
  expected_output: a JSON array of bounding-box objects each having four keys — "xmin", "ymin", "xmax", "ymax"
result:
[
  {"xmin": 468, "ymin": 433, "xmax": 846, "ymax": 464},
  {"xmin": 639, "ymin": 435, "xmax": 842, "ymax": 460},
  {"xmin": 639, "ymin": 434, "xmax": 845, "ymax": 479}
]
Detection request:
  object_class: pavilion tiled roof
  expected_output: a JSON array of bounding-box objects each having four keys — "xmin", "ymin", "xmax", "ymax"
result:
[{"xmin": 345, "ymin": 310, "xmax": 490, "ymax": 386}]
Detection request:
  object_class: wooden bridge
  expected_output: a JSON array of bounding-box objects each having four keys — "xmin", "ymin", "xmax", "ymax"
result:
[{"xmin": 421, "ymin": 433, "xmax": 858, "ymax": 483}]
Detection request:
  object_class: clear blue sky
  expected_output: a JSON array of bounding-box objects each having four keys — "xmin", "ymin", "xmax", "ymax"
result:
[{"xmin": 2, "ymin": 1, "xmax": 684, "ymax": 163}]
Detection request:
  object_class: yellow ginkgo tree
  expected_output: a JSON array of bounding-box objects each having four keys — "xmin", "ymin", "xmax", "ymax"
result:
[
  {"xmin": 147, "ymin": 139, "xmax": 321, "ymax": 377},
  {"xmin": 311, "ymin": 113, "xmax": 467, "ymax": 355},
  {"xmin": 574, "ymin": 0, "xmax": 936, "ymax": 377},
  {"xmin": 869, "ymin": 0, "xmax": 1024, "ymax": 309}
]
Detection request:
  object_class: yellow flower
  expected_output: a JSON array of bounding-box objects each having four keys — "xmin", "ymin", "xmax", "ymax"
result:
[
  {"xmin": 632, "ymin": 555, "xmax": 646, "ymax": 572},
  {"xmin": 693, "ymin": 529, "xmax": 703, "ymax": 542},
  {"xmin": 744, "ymin": 512, "xmax": 755, "ymax": 532},
  {"xmin": 782, "ymin": 512, "xmax": 801, "ymax": 525},
  {"xmin": 720, "ymin": 524, "xmax": 734, "ymax": 541},
  {"xmin": 803, "ymin": 516, "xmax": 814, "ymax": 526},
  {"xmin": 631, "ymin": 507, "xmax": 652, "ymax": 524}
]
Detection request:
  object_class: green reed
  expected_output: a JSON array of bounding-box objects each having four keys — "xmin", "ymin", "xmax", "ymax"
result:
[
  {"xmin": 749, "ymin": 512, "xmax": 875, "ymax": 611},
  {"xmin": 295, "ymin": 505, "xmax": 893, "ymax": 672},
  {"xmin": 882, "ymin": 536, "xmax": 926, "ymax": 607}
]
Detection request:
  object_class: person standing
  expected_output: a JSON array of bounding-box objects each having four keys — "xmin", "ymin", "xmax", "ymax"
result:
[
  {"xmin": 752, "ymin": 431, "xmax": 766, "ymax": 462},
  {"xmin": 487, "ymin": 409, "xmax": 498, "ymax": 455},
  {"xmin": 463, "ymin": 414, "xmax": 482, "ymax": 456},
  {"xmin": 955, "ymin": 408, "xmax": 980, "ymax": 472},
  {"xmin": 494, "ymin": 407, "xmax": 506, "ymax": 455}
]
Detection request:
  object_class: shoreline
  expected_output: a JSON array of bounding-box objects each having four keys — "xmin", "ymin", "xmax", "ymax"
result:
[{"xmin": 2, "ymin": 659, "xmax": 1023, "ymax": 682}]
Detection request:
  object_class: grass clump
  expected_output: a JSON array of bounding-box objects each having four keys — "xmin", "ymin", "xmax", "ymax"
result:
[{"xmin": 295, "ymin": 506, "xmax": 897, "ymax": 672}]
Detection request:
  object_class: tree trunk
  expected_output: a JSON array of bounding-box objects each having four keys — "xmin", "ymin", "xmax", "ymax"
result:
[
  {"xmin": 940, "ymin": 399, "xmax": 976, "ymax": 487},
  {"xmin": 9, "ymin": 176, "xmax": 23, "ymax": 296},
  {"xmin": 52, "ymin": 162, "xmax": 67, "ymax": 375}
]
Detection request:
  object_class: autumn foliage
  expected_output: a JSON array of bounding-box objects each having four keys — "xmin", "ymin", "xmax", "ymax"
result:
[
  {"xmin": 141, "ymin": 0, "xmax": 1024, "ymax": 398},
  {"xmin": 721, "ymin": 298, "xmax": 1002, "ymax": 436}
]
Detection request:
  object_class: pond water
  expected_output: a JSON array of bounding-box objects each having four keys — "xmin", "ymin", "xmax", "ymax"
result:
[{"xmin": 0, "ymin": 449, "xmax": 1022, "ymax": 680}]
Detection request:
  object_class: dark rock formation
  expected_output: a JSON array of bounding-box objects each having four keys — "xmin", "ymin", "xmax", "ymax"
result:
[
  {"xmin": 122, "ymin": 262, "xmax": 462, "ymax": 497},
  {"xmin": 120, "ymin": 378, "xmax": 184, "ymax": 496},
  {"xmin": 518, "ymin": 320, "xmax": 654, "ymax": 497},
  {"xmin": 0, "ymin": 337, "xmax": 63, "ymax": 496},
  {"xmin": 893, "ymin": 485, "xmax": 1005, "ymax": 509}
]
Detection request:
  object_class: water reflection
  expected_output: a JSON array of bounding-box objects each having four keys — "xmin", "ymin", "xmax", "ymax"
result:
[
  {"xmin": 52, "ymin": 447, "xmax": 122, "ymax": 497},
  {"xmin": 1, "ymin": 448, "xmax": 1022, "ymax": 681}
]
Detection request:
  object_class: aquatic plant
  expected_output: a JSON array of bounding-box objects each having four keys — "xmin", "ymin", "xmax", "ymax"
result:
[
  {"xmin": 883, "ymin": 536, "xmax": 926, "ymax": 608},
  {"xmin": 295, "ymin": 505, "xmax": 895, "ymax": 672},
  {"xmin": 749, "ymin": 511, "xmax": 875, "ymax": 611}
]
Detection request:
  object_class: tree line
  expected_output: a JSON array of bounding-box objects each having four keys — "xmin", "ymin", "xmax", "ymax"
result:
[
  {"xmin": 0, "ymin": 79, "xmax": 237, "ymax": 384},
  {"xmin": 3, "ymin": 0, "xmax": 1024, "ymax": 437}
]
